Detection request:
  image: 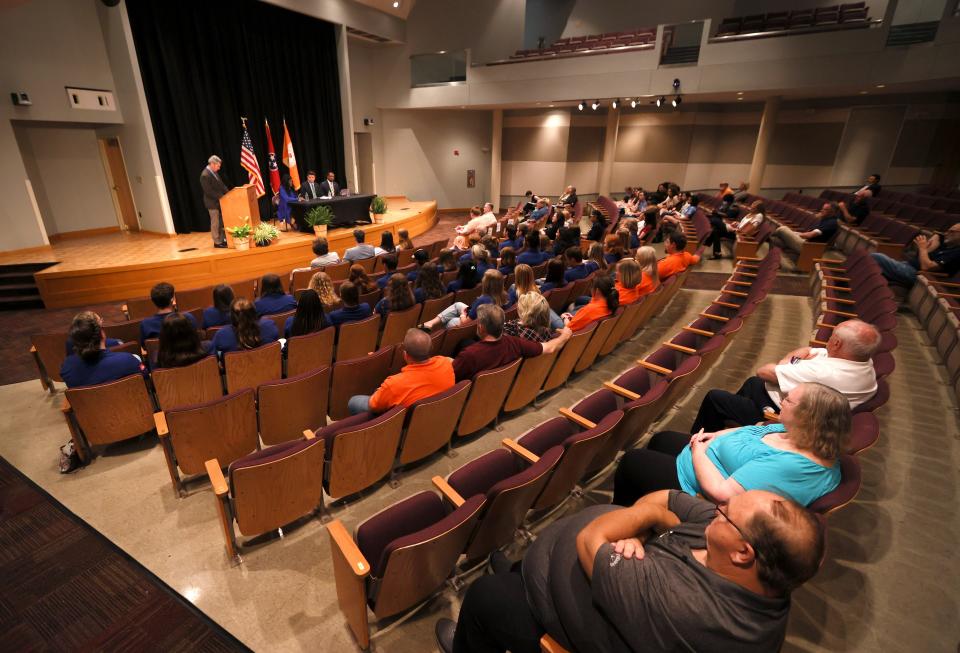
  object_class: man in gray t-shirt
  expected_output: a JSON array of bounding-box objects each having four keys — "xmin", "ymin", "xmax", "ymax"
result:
[{"xmin": 436, "ymin": 489, "xmax": 824, "ymax": 653}]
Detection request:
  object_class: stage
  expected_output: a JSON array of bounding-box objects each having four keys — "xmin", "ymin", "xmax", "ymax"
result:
[{"xmin": 1, "ymin": 197, "xmax": 437, "ymax": 309}]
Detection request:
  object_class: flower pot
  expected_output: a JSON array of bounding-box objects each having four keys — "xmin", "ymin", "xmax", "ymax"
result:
[
  {"xmin": 255, "ymin": 239, "xmax": 271, "ymax": 247},
  {"xmin": 373, "ymin": 213, "xmax": 385, "ymax": 224},
  {"xmin": 313, "ymin": 225, "xmax": 328, "ymax": 237},
  {"xmin": 233, "ymin": 236, "xmax": 250, "ymax": 251}
]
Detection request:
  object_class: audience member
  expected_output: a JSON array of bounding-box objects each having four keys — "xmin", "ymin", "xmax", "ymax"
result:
[
  {"xmin": 564, "ymin": 274, "xmax": 619, "ymax": 331},
  {"xmin": 210, "ymin": 298, "xmax": 279, "ymax": 354},
  {"xmin": 414, "ymin": 265, "xmax": 446, "ymax": 303},
  {"xmin": 327, "ymin": 281, "xmax": 373, "ymax": 327},
  {"xmin": 61, "ymin": 312, "xmax": 142, "ymax": 388},
  {"xmin": 452, "ymin": 304, "xmax": 570, "ymax": 381},
  {"xmin": 857, "ymin": 173, "xmax": 881, "ymax": 197},
  {"xmin": 633, "ymin": 245, "xmax": 660, "ymax": 298},
  {"xmin": 692, "ymin": 319, "xmax": 880, "ymax": 432},
  {"xmin": 202, "ymin": 284, "xmax": 234, "ymax": 329},
  {"xmin": 375, "ymin": 273, "xmax": 416, "ymax": 317},
  {"xmin": 397, "ymin": 229, "xmax": 415, "ymax": 250},
  {"xmin": 254, "ymin": 274, "xmax": 297, "ymax": 316},
  {"xmin": 657, "ymin": 232, "xmax": 700, "ymax": 280},
  {"xmin": 603, "ymin": 232, "xmax": 626, "ymax": 265},
  {"xmin": 407, "ymin": 248, "xmax": 431, "ymax": 282},
  {"xmin": 285, "ymin": 289, "xmax": 327, "ymax": 338},
  {"xmin": 435, "ymin": 489, "xmax": 824, "ymax": 653},
  {"xmin": 446, "ymin": 261, "xmax": 481, "ymax": 294},
  {"xmin": 344, "ymin": 229, "xmax": 380, "ymax": 262},
  {"xmin": 872, "ymin": 222, "xmax": 960, "ymax": 286},
  {"xmin": 426, "ymin": 269, "xmax": 509, "ymax": 329},
  {"xmin": 455, "ymin": 203, "xmax": 498, "ymax": 245},
  {"xmin": 501, "ymin": 224, "xmax": 523, "ymax": 250},
  {"xmin": 498, "ymin": 247, "xmax": 516, "ymax": 276},
  {"xmin": 585, "ymin": 242, "xmax": 607, "ymax": 274},
  {"xmin": 563, "ymin": 247, "xmax": 590, "ymax": 283},
  {"xmin": 157, "ymin": 313, "xmax": 209, "ymax": 368},
  {"xmin": 585, "ymin": 210, "xmax": 606, "ymax": 242},
  {"xmin": 529, "ymin": 198, "xmax": 551, "ymax": 223},
  {"xmin": 838, "ymin": 190, "xmax": 870, "ymax": 226},
  {"xmin": 557, "ymin": 185, "xmax": 578, "ymax": 208},
  {"xmin": 308, "ymin": 271, "xmax": 341, "ymax": 309},
  {"xmin": 733, "ymin": 181, "xmax": 750, "ymax": 203},
  {"xmin": 348, "ymin": 264, "xmax": 377, "ymax": 294},
  {"xmin": 614, "ymin": 382, "xmax": 849, "ymax": 507},
  {"xmin": 140, "ymin": 282, "xmax": 198, "ymax": 343},
  {"xmin": 717, "ymin": 181, "xmax": 734, "ymax": 198},
  {"xmin": 377, "ymin": 254, "xmax": 399, "ymax": 289},
  {"xmin": 769, "ymin": 202, "xmax": 840, "ymax": 263},
  {"xmin": 438, "ymin": 249, "xmax": 458, "ymax": 272},
  {"xmin": 517, "ymin": 231, "xmax": 550, "ymax": 266},
  {"xmin": 379, "ymin": 231, "xmax": 397, "ymax": 254},
  {"xmin": 538, "ymin": 258, "xmax": 567, "ymax": 293},
  {"xmin": 310, "ymin": 236, "xmax": 341, "ymax": 268},
  {"xmin": 347, "ymin": 328, "xmax": 455, "ymax": 415},
  {"xmin": 614, "ymin": 258, "xmax": 643, "ymax": 305}
]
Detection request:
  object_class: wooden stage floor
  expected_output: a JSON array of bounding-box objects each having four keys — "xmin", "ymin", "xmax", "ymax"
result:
[{"xmin": 2, "ymin": 198, "xmax": 437, "ymax": 309}]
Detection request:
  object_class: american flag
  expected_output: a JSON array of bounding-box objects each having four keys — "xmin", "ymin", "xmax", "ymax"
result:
[{"xmin": 240, "ymin": 121, "xmax": 265, "ymax": 197}]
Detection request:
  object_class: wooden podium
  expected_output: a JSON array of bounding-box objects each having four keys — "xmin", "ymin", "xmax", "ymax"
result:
[{"xmin": 220, "ymin": 184, "xmax": 260, "ymax": 248}]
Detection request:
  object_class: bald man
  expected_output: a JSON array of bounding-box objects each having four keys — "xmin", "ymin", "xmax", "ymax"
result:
[
  {"xmin": 435, "ymin": 489, "xmax": 824, "ymax": 653},
  {"xmin": 347, "ymin": 328, "xmax": 455, "ymax": 415},
  {"xmin": 692, "ymin": 318, "xmax": 881, "ymax": 432}
]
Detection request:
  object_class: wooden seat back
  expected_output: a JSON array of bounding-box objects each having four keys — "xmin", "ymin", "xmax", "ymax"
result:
[
  {"xmin": 102, "ymin": 318, "xmax": 142, "ymax": 344},
  {"xmin": 31, "ymin": 332, "xmax": 68, "ymax": 385},
  {"xmin": 379, "ymin": 305, "xmax": 422, "ymax": 349},
  {"xmin": 420, "ymin": 293, "xmax": 454, "ymax": 322},
  {"xmin": 440, "ymin": 321, "xmax": 478, "ymax": 358},
  {"xmin": 286, "ymin": 327, "xmax": 335, "ymax": 377},
  {"xmin": 267, "ymin": 310, "xmax": 296, "ymax": 337},
  {"xmin": 327, "ymin": 406, "xmax": 406, "ymax": 499},
  {"xmin": 599, "ymin": 302, "xmax": 642, "ymax": 356},
  {"xmin": 166, "ymin": 388, "xmax": 259, "ymax": 476},
  {"xmin": 336, "ymin": 315, "xmax": 380, "ymax": 362},
  {"xmin": 224, "ymin": 342, "xmax": 282, "ymax": 393},
  {"xmin": 290, "ymin": 267, "xmax": 316, "ymax": 292},
  {"xmin": 229, "ymin": 278, "xmax": 258, "ymax": 301},
  {"xmin": 323, "ymin": 260, "xmax": 350, "ymax": 281},
  {"xmin": 502, "ymin": 350, "xmax": 558, "ymax": 412},
  {"xmin": 124, "ymin": 296, "xmax": 156, "ymax": 320},
  {"xmin": 152, "ymin": 355, "xmax": 223, "ymax": 411},
  {"xmin": 454, "ymin": 285, "xmax": 482, "ymax": 307},
  {"xmin": 65, "ymin": 374, "xmax": 155, "ymax": 447},
  {"xmin": 541, "ymin": 324, "xmax": 595, "ymax": 392},
  {"xmin": 456, "ymin": 358, "xmax": 522, "ymax": 437},
  {"xmin": 328, "ymin": 346, "xmax": 395, "ymax": 420},
  {"xmin": 174, "ymin": 285, "xmax": 213, "ymax": 312},
  {"xmin": 399, "ymin": 381, "xmax": 472, "ymax": 466},
  {"xmin": 258, "ymin": 366, "xmax": 331, "ymax": 445},
  {"xmin": 574, "ymin": 310, "xmax": 621, "ymax": 373}
]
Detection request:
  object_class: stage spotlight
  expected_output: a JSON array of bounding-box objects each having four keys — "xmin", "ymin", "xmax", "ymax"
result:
[
  {"xmin": 611, "ymin": 99, "xmax": 618, "ymax": 109},
  {"xmin": 672, "ymin": 78, "xmax": 681, "ymax": 89},
  {"xmin": 672, "ymin": 95, "xmax": 682, "ymax": 108},
  {"xmin": 630, "ymin": 99, "xmax": 637, "ymax": 108},
  {"xmin": 578, "ymin": 101, "xmax": 585, "ymax": 111},
  {"xmin": 392, "ymin": 1, "xmax": 400, "ymax": 7},
  {"xmin": 656, "ymin": 96, "xmax": 664, "ymax": 107},
  {"xmin": 591, "ymin": 100, "xmax": 599, "ymax": 110}
]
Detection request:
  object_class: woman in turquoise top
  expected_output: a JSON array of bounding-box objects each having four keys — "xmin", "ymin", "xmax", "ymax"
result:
[{"xmin": 613, "ymin": 382, "xmax": 849, "ymax": 507}]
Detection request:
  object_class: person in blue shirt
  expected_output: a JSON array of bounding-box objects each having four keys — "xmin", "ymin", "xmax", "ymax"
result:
[
  {"xmin": 210, "ymin": 298, "xmax": 280, "ymax": 355},
  {"xmin": 497, "ymin": 247, "xmax": 516, "ymax": 276},
  {"xmin": 424, "ymin": 269, "xmax": 510, "ymax": 329},
  {"xmin": 202, "ymin": 284, "xmax": 234, "ymax": 329},
  {"xmin": 254, "ymin": 273, "xmax": 297, "ymax": 316},
  {"xmin": 277, "ymin": 175, "xmax": 298, "ymax": 231},
  {"xmin": 612, "ymin": 382, "xmax": 849, "ymax": 508},
  {"xmin": 377, "ymin": 254, "xmax": 400, "ymax": 289},
  {"xmin": 61, "ymin": 311, "xmax": 142, "ymax": 388},
  {"xmin": 284, "ymin": 289, "xmax": 327, "ymax": 338},
  {"xmin": 140, "ymin": 282, "xmax": 198, "ymax": 343},
  {"xmin": 407, "ymin": 248, "xmax": 431, "ymax": 282},
  {"xmin": 563, "ymin": 247, "xmax": 590, "ymax": 283},
  {"xmin": 516, "ymin": 231, "xmax": 550, "ymax": 266},
  {"xmin": 537, "ymin": 258, "xmax": 567, "ymax": 293},
  {"xmin": 500, "ymin": 224, "xmax": 523, "ymax": 251},
  {"xmin": 446, "ymin": 261, "xmax": 481, "ymax": 294},
  {"xmin": 327, "ymin": 281, "xmax": 373, "ymax": 327},
  {"xmin": 375, "ymin": 274, "xmax": 417, "ymax": 317},
  {"xmin": 157, "ymin": 312, "xmax": 210, "ymax": 369},
  {"xmin": 414, "ymin": 265, "xmax": 447, "ymax": 304}
]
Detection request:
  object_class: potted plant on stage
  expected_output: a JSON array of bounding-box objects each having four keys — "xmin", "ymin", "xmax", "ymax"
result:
[
  {"xmin": 305, "ymin": 204, "xmax": 334, "ymax": 237},
  {"xmin": 226, "ymin": 217, "xmax": 253, "ymax": 251},
  {"xmin": 370, "ymin": 196, "xmax": 387, "ymax": 224},
  {"xmin": 254, "ymin": 222, "xmax": 280, "ymax": 247}
]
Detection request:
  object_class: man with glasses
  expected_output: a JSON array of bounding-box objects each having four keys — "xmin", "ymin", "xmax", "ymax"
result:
[
  {"xmin": 871, "ymin": 222, "xmax": 960, "ymax": 287},
  {"xmin": 435, "ymin": 489, "xmax": 824, "ymax": 653}
]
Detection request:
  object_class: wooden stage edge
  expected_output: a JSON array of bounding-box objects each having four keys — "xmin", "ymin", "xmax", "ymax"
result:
[{"xmin": 32, "ymin": 198, "xmax": 438, "ymax": 309}]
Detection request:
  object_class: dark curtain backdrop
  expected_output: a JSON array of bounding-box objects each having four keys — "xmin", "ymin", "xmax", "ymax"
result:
[{"xmin": 126, "ymin": 0, "xmax": 345, "ymax": 233}]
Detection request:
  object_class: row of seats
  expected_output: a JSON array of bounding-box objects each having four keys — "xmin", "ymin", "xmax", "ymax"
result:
[
  {"xmin": 908, "ymin": 270, "xmax": 960, "ymax": 402},
  {"xmin": 507, "ymin": 27, "xmax": 656, "ymax": 62},
  {"xmin": 822, "ymin": 188, "xmax": 960, "ymax": 215},
  {"xmin": 918, "ymin": 185, "xmax": 960, "ymax": 199},
  {"xmin": 715, "ymin": 3, "xmax": 871, "ymax": 38}
]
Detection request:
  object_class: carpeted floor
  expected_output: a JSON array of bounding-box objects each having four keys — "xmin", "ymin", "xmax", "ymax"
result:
[{"xmin": 0, "ymin": 455, "xmax": 249, "ymax": 651}]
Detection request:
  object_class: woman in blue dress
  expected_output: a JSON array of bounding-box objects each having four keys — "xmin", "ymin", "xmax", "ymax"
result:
[{"xmin": 277, "ymin": 174, "xmax": 299, "ymax": 231}]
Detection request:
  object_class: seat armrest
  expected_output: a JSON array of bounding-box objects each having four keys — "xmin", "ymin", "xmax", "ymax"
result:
[
  {"xmin": 602, "ymin": 381, "xmax": 640, "ymax": 401},
  {"xmin": 303, "ymin": 429, "xmax": 315, "ymax": 440},
  {"xmin": 664, "ymin": 341, "xmax": 696, "ymax": 354},
  {"xmin": 637, "ymin": 360, "xmax": 673, "ymax": 375},
  {"xmin": 682, "ymin": 325, "xmax": 714, "ymax": 337},
  {"xmin": 204, "ymin": 458, "xmax": 228, "ymax": 496},
  {"xmin": 432, "ymin": 475, "xmax": 466, "ymax": 507},
  {"xmin": 327, "ymin": 519, "xmax": 371, "ymax": 577},
  {"xmin": 154, "ymin": 411, "xmax": 168, "ymax": 437},
  {"xmin": 712, "ymin": 300, "xmax": 740, "ymax": 309},
  {"xmin": 558, "ymin": 407, "xmax": 597, "ymax": 429},
  {"xmin": 502, "ymin": 438, "xmax": 539, "ymax": 464},
  {"xmin": 809, "ymin": 338, "xmax": 828, "ymax": 347},
  {"xmin": 698, "ymin": 312, "xmax": 728, "ymax": 322}
]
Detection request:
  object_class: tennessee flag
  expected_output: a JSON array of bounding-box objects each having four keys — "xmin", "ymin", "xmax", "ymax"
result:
[
  {"xmin": 281, "ymin": 120, "xmax": 301, "ymax": 189},
  {"xmin": 264, "ymin": 118, "xmax": 281, "ymax": 195}
]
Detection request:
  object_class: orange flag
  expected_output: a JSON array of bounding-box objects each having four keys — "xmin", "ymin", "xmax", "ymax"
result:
[{"xmin": 281, "ymin": 119, "xmax": 301, "ymax": 188}]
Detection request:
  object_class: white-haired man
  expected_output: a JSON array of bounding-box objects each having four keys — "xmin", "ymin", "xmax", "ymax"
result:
[{"xmin": 200, "ymin": 155, "xmax": 229, "ymax": 248}]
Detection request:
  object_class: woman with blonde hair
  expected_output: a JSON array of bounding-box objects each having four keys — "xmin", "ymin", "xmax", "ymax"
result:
[
  {"xmin": 308, "ymin": 271, "xmax": 340, "ymax": 309},
  {"xmin": 503, "ymin": 292, "xmax": 557, "ymax": 342},
  {"xmin": 615, "ymin": 258, "xmax": 643, "ymax": 305},
  {"xmin": 508, "ymin": 263, "xmax": 539, "ymax": 304},
  {"xmin": 634, "ymin": 245, "xmax": 660, "ymax": 298},
  {"xmin": 585, "ymin": 242, "xmax": 607, "ymax": 273},
  {"xmin": 397, "ymin": 229, "xmax": 415, "ymax": 250},
  {"xmin": 424, "ymin": 269, "xmax": 510, "ymax": 330}
]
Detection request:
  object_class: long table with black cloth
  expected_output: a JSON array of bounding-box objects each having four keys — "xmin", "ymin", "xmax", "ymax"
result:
[{"xmin": 291, "ymin": 194, "xmax": 376, "ymax": 230}]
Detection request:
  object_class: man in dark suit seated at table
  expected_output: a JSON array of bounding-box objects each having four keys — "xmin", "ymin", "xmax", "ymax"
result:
[
  {"xmin": 300, "ymin": 170, "xmax": 321, "ymax": 200},
  {"xmin": 321, "ymin": 171, "xmax": 340, "ymax": 198},
  {"xmin": 200, "ymin": 155, "xmax": 229, "ymax": 248}
]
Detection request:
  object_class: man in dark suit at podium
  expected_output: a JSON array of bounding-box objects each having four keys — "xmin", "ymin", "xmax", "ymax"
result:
[
  {"xmin": 321, "ymin": 171, "xmax": 339, "ymax": 198},
  {"xmin": 300, "ymin": 171, "xmax": 321, "ymax": 200},
  {"xmin": 200, "ymin": 155, "xmax": 229, "ymax": 248}
]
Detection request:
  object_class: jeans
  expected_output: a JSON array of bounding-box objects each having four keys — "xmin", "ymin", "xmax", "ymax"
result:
[
  {"xmin": 347, "ymin": 395, "xmax": 370, "ymax": 415},
  {"xmin": 548, "ymin": 309, "xmax": 564, "ymax": 330},
  {"xmin": 871, "ymin": 252, "xmax": 918, "ymax": 286},
  {"xmin": 438, "ymin": 301, "xmax": 469, "ymax": 328}
]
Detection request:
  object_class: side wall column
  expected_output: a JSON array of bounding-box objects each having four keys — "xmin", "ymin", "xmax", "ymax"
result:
[
  {"xmin": 749, "ymin": 95, "xmax": 781, "ymax": 194},
  {"xmin": 490, "ymin": 108, "xmax": 503, "ymax": 211},
  {"xmin": 597, "ymin": 106, "xmax": 620, "ymax": 199}
]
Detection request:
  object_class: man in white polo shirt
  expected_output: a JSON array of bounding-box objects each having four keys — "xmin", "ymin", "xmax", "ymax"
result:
[{"xmin": 691, "ymin": 319, "xmax": 880, "ymax": 432}]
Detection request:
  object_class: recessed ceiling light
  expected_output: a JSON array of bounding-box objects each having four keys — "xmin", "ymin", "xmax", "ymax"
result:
[
  {"xmin": 737, "ymin": 97, "xmax": 743, "ymax": 101},
  {"xmin": 392, "ymin": 1, "xmax": 400, "ymax": 7},
  {"xmin": 875, "ymin": 84, "xmax": 885, "ymax": 88},
  {"xmin": 548, "ymin": 104, "xmax": 555, "ymax": 107},
  {"xmin": 736, "ymin": 91, "xmax": 743, "ymax": 95},
  {"xmin": 859, "ymin": 90, "xmax": 868, "ymax": 94}
]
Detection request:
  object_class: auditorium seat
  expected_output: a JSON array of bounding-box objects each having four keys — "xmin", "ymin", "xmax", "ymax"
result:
[
  {"xmin": 152, "ymin": 355, "xmax": 223, "ymax": 411},
  {"xmin": 30, "ymin": 332, "xmax": 68, "ymax": 392},
  {"xmin": 598, "ymin": 301, "xmax": 644, "ymax": 356},
  {"xmin": 379, "ymin": 305, "xmax": 422, "ymax": 349},
  {"xmin": 289, "ymin": 268, "xmax": 315, "ymax": 293},
  {"xmin": 335, "ymin": 314, "xmax": 380, "ymax": 362},
  {"xmin": 156, "ymin": 388, "xmax": 259, "ymax": 496},
  {"xmin": 502, "ymin": 350, "xmax": 558, "ymax": 412},
  {"xmin": 544, "ymin": 286, "xmax": 573, "ymax": 314},
  {"xmin": 358, "ymin": 287, "xmax": 382, "ymax": 309},
  {"xmin": 456, "ymin": 358, "xmax": 522, "ymax": 437},
  {"xmin": 258, "ymin": 366, "xmax": 331, "ymax": 445},
  {"xmin": 310, "ymin": 405, "xmax": 406, "ymax": 500},
  {"xmin": 327, "ymin": 491, "xmax": 484, "ymax": 649},
  {"xmin": 847, "ymin": 413, "xmax": 880, "ymax": 455},
  {"xmin": 328, "ymin": 346, "xmax": 395, "ymax": 420},
  {"xmin": 808, "ymin": 455, "xmax": 861, "ymax": 514},
  {"xmin": 453, "ymin": 285, "xmax": 482, "ymax": 307},
  {"xmin": 541, "ymin": 324, "xmax": 596, "ymax": 393},
  {"xmin": 123, "ymin": 296, "xmax": 157, "ymax": 320},
  {"xmin": 436, "ymin": 445, "xmax": 563, "ymax": 564},
  {"xmin": 574, "ymin": 310, "xmax": 622, "ymax": 373},
  {"xmin": 395, "ymin": 381, "xmax": 472, "ymax": 474},
  {"xmin": 102, "ymin": 318, "xmax": 143, "ymax": 345},
  {"xmin": 62, "ymin": 373, "xmax": 156, "ymax": 462},
  {"xmin": 174, "ymin": 285, "xmax": 213, "ymax": 312},
  {"xmin": 286, "ymin": 326, "xmax": 335, "ymax": 377},
  {"xmin": 323, "ymin": 260, "xmax": 351, "ymax": 281},
  {"xmin": 440, "ymin": 321, "xmax": 478, "ymax": 357},
  {"xmin": 206, "ymin": 432, "xmax": 325, "ymax": 558},
  {"xmin": 420, "ymin": 293, "xmax": 454, "ymax": 323},
  {"xmin": 224, "ymin": 342, "xmax": 282, "ymax": 393}
]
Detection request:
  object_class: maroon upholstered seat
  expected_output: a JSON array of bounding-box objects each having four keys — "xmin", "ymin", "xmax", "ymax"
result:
[{"xmin": 808, "ymin": 455, "xmax": 861, "ymax": 514}]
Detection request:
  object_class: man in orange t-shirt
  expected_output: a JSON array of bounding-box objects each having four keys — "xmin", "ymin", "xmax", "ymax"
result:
[
  {"xmin": 657, "ymin": 231, "xmax": 701, "ymax": 280},
  {"xmin": 347, "ymin": 328, "xmax": 455, "ymax": 414}
]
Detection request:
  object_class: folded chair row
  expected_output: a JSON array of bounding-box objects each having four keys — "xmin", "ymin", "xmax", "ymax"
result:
[{"xmin": 907, "ymin": 271, "xmax": 960, "ymax": 399}]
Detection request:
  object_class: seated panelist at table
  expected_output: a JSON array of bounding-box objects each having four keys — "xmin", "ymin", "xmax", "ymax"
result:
[
  {"xmin": 321, "ymin": 171, "xmax": 339, "ymax": 198},
  {"xmin": 300, "ymin": 170, "xmax": 322, "ymax": 200}
]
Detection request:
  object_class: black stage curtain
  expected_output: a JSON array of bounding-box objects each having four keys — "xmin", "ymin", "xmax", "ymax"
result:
[{"xmin": 126, "ymin": 0, "xmax": 345, "ymax": 233}]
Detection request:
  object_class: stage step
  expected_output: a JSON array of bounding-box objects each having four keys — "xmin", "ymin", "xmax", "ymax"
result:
[{"xmin": 0, "ymin": 262, "xmax": 55, "ymax": 311}]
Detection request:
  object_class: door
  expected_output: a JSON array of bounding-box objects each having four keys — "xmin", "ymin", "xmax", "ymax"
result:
[
  {"xmin": 100, "ymin": 137, "xmax": 140, "ymax": 232},
  {"xmin": 355, "ymin": 132, "xmax": 374, "ymax": 195}
]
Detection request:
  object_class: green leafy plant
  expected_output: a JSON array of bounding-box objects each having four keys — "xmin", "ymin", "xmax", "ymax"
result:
[
  {"xmin": 226, "ymin": 217, "xmax": 253, "ymax": 239},
  {"xmin": 254, "ymin": 222, "xmax": 279, "ymax": 246},
  {"xmin": 370, "ymin": 196, "xmax": 388, "ymax": 215},
  {"xmin": 305, "ymin": 204, "xmax": 334, "ymax": 227}
]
